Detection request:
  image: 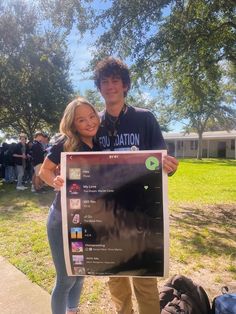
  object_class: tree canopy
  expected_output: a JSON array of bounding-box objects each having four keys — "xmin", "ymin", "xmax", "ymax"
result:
[
  {"xmin": 38, "ymin": 1, "xmax": 236, "ymax": 151},
  {"xmin": 2, "ymin": 0, "xmax": 236, "ymax": 151},
  {"xmin": 89, "ymin": 0, "xmax": 236, "ymax": 157},
  {"xmin": 0, "ymin": 0, "xmax": 73, "ymax": 139}
]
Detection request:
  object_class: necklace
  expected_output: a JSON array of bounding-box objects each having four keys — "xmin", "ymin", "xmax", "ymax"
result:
[
  {"xmin": 104, "ymin": 104, "xmax": 127, "ymax": 150},
  {"xmin": 106, "ymin": 104, "xmax": 126, "ymax": 122},
  {"xmin": 106, "ymin": 114, "xmax": 118, "ymax": 125},
  {"xmin": 105, "ymin": 104, "xmax": 126, "ymax": 133}
]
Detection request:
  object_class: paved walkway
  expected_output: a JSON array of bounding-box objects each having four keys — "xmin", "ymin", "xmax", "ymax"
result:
[{"xmin": 0, "ymin": 256, "xmax": 51, "ymax": 314}]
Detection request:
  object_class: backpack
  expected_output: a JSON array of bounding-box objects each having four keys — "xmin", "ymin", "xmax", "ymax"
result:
[
  {"xmin": 159, "ymin": 274, "xmax": 212, "ymax": 314},
  {"xmin": 212, "ymin": 286, "xmax": 236, "ymax": 314}
]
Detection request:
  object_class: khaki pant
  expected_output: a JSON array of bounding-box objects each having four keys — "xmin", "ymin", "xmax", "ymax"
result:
[{"xmin": 108, "ymin": 277, "xmax": 160, "ymax": 314}]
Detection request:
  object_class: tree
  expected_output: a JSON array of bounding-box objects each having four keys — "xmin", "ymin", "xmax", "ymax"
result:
[
  {"xmin": 39, "ymin": 0, "xmax": 236, "ymax": 158},
  {"xmin": 171, "ymin": 78, "xmax": 236, "ymax": 158},
  {"xmin": 82, "ymin": 89, "xmax": 104, "ymax": 112},
  {"xmin": 0, "ymin": 0, "xmax": 73, "ymax": 139},
  {"xmin": 39, "ymin": 0, "xmax": 91, "ymax": 34},
  {"xmin": 127, "ymin": 91, "xmax": 172, "ymax": 132},
  {"xmin": 88, "ymin": 0, "xmax": 236, "ymax": 158},
  {"xmin": 47, "ymin": 1, "xmax": 235, "ymax": 77},
  {"xmin": 38, "ymin": 1, "xmax": 236, "ymax": 149}
]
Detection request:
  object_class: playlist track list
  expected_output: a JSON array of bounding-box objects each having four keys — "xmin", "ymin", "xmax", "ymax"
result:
[{"xmin": 61, "ymin": 151, "xmax": 169, "ymax": 277}]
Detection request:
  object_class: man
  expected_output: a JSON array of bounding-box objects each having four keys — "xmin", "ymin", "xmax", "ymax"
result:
[
  {"xmin": 13, "ymin": 133, "xmax": 30, "ymax": 190},
  {"xmin": 94, "ymin": 57, "xmax": 178, "ymax": 314},
  {"xmin": 41, "ymin": 133, "xmax": 50, "ymax": 150},
  {"xmin": 31, "ymin": 131, "xmax": 46, "ymax": 192}
]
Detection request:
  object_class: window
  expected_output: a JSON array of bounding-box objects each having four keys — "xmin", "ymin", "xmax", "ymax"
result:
[
  {"xmin": 177, "ymin": 141, "xmax": 183, "ymax": 150},
  {"xmin": 231, "ymin": 139, "xmax": 235, "ymax": 150},
  {"xmin": 190, "ymin": 140, "xmax": 198, "ymax": 150}
]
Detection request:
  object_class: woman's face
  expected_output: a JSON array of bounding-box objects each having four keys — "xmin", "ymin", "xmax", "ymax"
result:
[{"xmin": 73, "ymin": 104, "xmax": 100, "ymax": 139}]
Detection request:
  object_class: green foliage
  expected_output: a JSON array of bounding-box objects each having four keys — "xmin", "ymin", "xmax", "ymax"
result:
[
  {"xmin": 93, "ymin": 1, "xmax": 236, "ymax": 154},
  {"xmin": 88, "ymin": 0, "xmax": 236, "ymax": 80},
  {"xmin": 127, "ymin": 91, "xmax": 172, "ymax": 131},
  {"xmin": 40, "ymin": 0, "xmax": 236, "ymax": 157},
  {"xmin": 39, "ymin": 0, "xmax": 93, "ymax": 34},
  {"xmin": 83, "ymin": 89, "xmax": 104, "ymax": 112},
  {"xmin": 0, "ymin": 0, "xmax": 73, "ymax": 139}
]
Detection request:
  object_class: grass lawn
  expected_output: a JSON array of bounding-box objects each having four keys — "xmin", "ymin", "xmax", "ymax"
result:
[
  {"xmin": 0, "ymin": 158, "xmax": 235, "ymax": 311},
  {"xmin": 169, "ymin": 159, "xmax": 236, "ymax": 203},
  {"xmin": 167, "ymin": 159, "xmax": 236, "ymax": 296}
]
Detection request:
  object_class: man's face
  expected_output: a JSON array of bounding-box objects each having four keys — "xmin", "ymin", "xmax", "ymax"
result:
[
  {"xmin": 42, "ymin": 136, "xmax": 49, "ymax": 145},
  {"xmin": 35, "ymin": 135, "xmax": 44, "ymax": 143},
  {"xmin": 99, "ymin": 75, "xmax": 128, "ymax": 105},
  {"xmin": 20, "ymin": 137, "xmax": 26, "ymax": 144}
]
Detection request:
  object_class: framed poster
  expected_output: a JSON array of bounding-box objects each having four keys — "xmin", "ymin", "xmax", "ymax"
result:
[{"xmin": 61, "ymin": 150, "xmax": 169, "ymax": 277}]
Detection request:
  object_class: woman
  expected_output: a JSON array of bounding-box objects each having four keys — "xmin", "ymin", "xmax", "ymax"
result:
[{"xmin": 39, "ymin": 97, "xmax": 100, "ymax": 314}]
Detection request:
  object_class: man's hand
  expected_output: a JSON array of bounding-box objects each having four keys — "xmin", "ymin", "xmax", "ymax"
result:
[{"xmin": 163, "ymin": 155, "xmax": 179, "ymax": 175}]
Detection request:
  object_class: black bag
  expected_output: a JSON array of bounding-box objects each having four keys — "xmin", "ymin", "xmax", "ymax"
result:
[{"xmin": 159, "ymin": 274, "xmax": 211, "ymax": 314}]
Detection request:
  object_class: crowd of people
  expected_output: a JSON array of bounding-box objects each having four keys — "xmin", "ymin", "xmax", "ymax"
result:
[{"xmin": 0, "ymin": 131, "xmax": 50, "ymax": 192}]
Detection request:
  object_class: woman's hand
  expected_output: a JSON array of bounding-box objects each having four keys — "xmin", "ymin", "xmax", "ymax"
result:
[
  {"xmin": 52, "ymin": 175, "xmax": 64, "ymax": 190},
  {"xmin": 39, "ymin": 157, "xmax": 62, "ymax": 189},
  {"xmin": 163, "ymin": 155, "xmax": 179, "ymax": 175}
]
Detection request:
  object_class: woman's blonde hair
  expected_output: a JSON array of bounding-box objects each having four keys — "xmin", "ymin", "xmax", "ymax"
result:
[{"xmin": 59, "ymin": 97, "xmax": 100, "ymax": 152}]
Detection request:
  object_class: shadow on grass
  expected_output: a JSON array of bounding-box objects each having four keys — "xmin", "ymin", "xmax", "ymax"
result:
[
  {"xmin": 171, "ymin": 203, "xmax": 236, "ymax": 260},
  {"xmin": 0, "ymin": 182, "xmax": 55, "ymax": 215}
]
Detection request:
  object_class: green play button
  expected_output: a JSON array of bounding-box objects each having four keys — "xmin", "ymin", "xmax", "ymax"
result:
[{"xmin": 145, "ymin": 156, "xmax": 159, "ymax": 171}]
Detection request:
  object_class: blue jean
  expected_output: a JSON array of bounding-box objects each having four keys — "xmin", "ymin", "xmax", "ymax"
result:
[
  {"xmin": 5, "ymin": 165, "xmax": 15, "ymax": 182},
  {"xmin": 16, "ymin": 165, "xmax": 24, "ymax": 187},
  {"xmin": 47, "ymin": 206, "xmax": 84, "ymax": 314}
]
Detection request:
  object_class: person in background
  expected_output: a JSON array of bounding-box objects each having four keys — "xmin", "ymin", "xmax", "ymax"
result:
[
  {"xmin": 25, "ymin": 140, "xmax": 34, "ymax": 184},
  {"xmin": 42, "ymin": 133, "xmax": 50, "ymax": 150},
  {"xmin": 3, "ymin": 143, "xmax": 15, "ymax": 183},
  {"xmin": 31, "ymin": 131, "xmax": 46, "ymax": 192},
  {"xmin": 39, "ymin": 97, "xmax": 100, "ymax": 314},
  {"xmin": 0, "ymin": 146, "xmax": 3, "ymax": 179},
  {"xmin": 13, "ymin": 133, "xmax": 30, "ymax": 190},
  {"xmin": 94, "ymin": 56, "xmax": 179, "ymax": 314},
  {"xmin": 1, "ymin": 143, "xmax": 8, "ymax": 181}
]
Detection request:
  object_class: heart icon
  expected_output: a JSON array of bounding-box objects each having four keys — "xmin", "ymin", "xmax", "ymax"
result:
[{"xmin": 144, "ymin": 186, "xmax": 148, "ymax": 190}]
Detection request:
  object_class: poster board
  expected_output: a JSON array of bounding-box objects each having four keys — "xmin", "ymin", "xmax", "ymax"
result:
[{"xmin": 61, "ymin": 150, "xmax": 169, "ymax": 277}]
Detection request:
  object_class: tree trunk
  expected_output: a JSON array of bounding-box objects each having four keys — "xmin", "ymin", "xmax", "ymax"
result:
[{"xmin": 197, "ymin": 132, "xmax": 203, "ymax": 159}]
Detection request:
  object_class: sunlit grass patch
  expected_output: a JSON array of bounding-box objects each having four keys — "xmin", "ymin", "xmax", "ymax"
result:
[{"xmin": 169, "ymin": 159, "xmax": 236, "ymax": 204}]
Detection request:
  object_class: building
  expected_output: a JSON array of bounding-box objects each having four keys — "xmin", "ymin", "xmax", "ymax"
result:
[{"xmin": 163, "ymin": 130, "xmax": 236, "ymax": 159}]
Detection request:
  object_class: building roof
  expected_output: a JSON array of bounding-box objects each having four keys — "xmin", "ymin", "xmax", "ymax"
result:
[{"xmin": 163, "ymin": 130, "xmax": 236, "ymax": 140}]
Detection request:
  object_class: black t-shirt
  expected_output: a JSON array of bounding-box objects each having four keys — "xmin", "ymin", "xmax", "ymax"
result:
[
  {"xmin": 48, "ymin": 139, "xmax": 101, "ymax": 212},
  {"xmin": 31, "ymin": 141, "xmax": 45, "ymax": 166},
  {"xmin": 13, "ymin": 143, "xmax": 30, "ymax": 165},
  {"xmin": 97, "ymin": 105, "xmax": 166, "ymax": 151}
]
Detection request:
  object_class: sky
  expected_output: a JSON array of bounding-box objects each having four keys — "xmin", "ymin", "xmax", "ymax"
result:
[{"xmin": 67, "ymin": 29, "xmax": 95, "ymax": 93}]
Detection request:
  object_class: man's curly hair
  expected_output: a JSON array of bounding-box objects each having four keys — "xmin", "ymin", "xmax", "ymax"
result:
[{"xmin": 94, "ymin": 57, "xmax": 131, "ymax": 97}]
